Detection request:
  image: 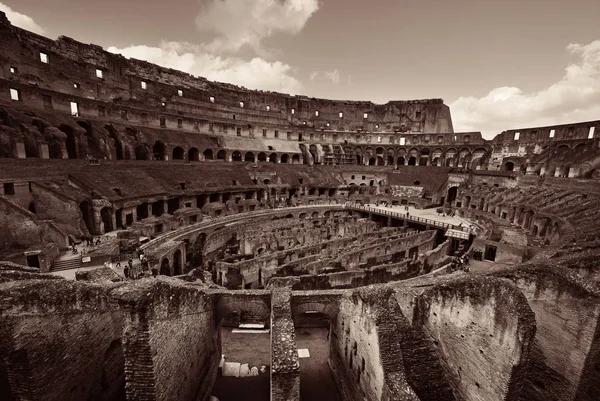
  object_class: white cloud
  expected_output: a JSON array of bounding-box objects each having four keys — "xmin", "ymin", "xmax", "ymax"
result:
[
  {"xmin": 451, "ymin": 39, "xmax": 600, "ymax": 139},
  {"xmin": 196, "ymin": 0, "xmax": 319, "ymax": 54},
  {"xmin": 324, "ymin": 69, "xmax": 340, "ymax": 84},
  {"xmin": 309, "ymin": 68, "xmax": 342, "ymax": 84},
  {"xmin": 0, "ymin": 2, "xmax": 45, "ymax": 35},
  {"xmin": 107, "ymin": 41, "xmax": 304, "ymax": 94}
]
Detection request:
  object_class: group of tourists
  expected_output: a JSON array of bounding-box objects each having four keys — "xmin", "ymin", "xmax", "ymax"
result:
[{"xmin": 449, "ymin": 253, "xmax": 470, "ymax": 272}]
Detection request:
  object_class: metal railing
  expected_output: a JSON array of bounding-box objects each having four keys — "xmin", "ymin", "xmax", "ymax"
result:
[{"xmin": 345, "ymin": 203, "xmax": 476, "ymax": 233}]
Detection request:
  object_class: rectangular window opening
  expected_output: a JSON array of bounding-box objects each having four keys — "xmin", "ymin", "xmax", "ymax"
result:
[
  {"xmin": 70, "ymin": 101, "xmax": 79, "ymax": 116},
  {"xmin": 178, "ymin": 89, "xmax": 183, "ymax": 97},
  {"xmin": 141, "ymin": 81, "xmax": 147, "ymax": 89},
  {"xmin": 95, "ymin": 68, "xmax": 103, "ymax": 78},
  {"xmin": 588, "ymin": 127, "xmax": 595, "ymax": 139},
  {"xmin": 40, "ymin": 52, "xmax": 48, "ymax": 63},
  {"xmin": 549, "ymin": 129, "xmax": 555, "ymax": 138},
  {"xmin": 514, "ymin": 132, "xmax": 520, "ymax": 140},
  {"xmin": 10, "ymin": 88, "xmax": 20, "ymax": 101}
]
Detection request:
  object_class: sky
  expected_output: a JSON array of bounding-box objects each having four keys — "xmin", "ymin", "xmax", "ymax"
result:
[{"xmin": 2, "ymin": 0, "xmax": 600, "ymax": 138}]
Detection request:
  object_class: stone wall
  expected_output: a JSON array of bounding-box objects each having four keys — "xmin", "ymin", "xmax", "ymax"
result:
[
  {"xmin": 112, "ymin": 279, "xmax": 218, "ymax": 401},
  {"xmin": 396, "ymin": 276, "xmax": 536, "ymax": 401},
  {"xmin": 0, "ymin": 279, "xmax": 125, "ymax": 401},
  {"xmin": 494, "ymin": 268, "xmax": 600, "ymax": 401}
]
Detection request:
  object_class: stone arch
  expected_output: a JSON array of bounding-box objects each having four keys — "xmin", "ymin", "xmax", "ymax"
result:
[
  {"xmin": 309, "ymin": 145, "xmax": 318, "ymax": 164},
  {"xmin": 245, "ymin": 152, "xmax": 255, "ymax": 162},
  {"xmin": 232, "ymin": 151, "xmax": 242, "ymax": 162},
  {"xmin": 368, "ymin": 157, "xmax": 376, "ymax": 165},
  {"xmin": 48, "ymin": 142, "xmax": 62, "ymax": 159},
  {"xmin": 28, "ymin": 201, "xmax": 36, "ymax": 214},
  {"xmin": 280, "ymin": 153, "xmax": 289, "ymax": 164},
  {"xmin": 59, "ymin": 125, "xmax": 78, "ymax": 159},
  {"xmin": 100, "ymin": 207, "xmax": 113, "ymax": 233},
  {"xmin": 397, "ymin": 156, "xmax": 405, "ymax": 165},
  {"xmin": 153, "ymin": 141, "xmax": 166, "ymax": 161},
  {"xmin": 188, "ymin": 147, "xmax": 199, "ymax": 162},
  {"xmin": 504, "ymin": 161, "xmax": 515, "ymax": 171},
  {"xmin": 79, "ymin": 200, "xmax": 95, "ymax": 234},
  {"xmin": 292, "ymin": 154, "xmax": 301, "ymax": 164},
  {"xmin": 187, "ymin": 233, "xmax": 206, "ymax": 268},
  {"xmin": 292, "ymin": 300, "xmax": 338, "ymax": 321},
  {"xmin": 160, "ymin": 258, "xmax": 171, "ymax": 276},
  {"xmin": 173, "ymin": 249, "xmax": 182, "ymax": 275},
  {"xmin": 172, "ymin": 146, "xmax": 184, "ymax": 160},
  {"xmin": 217, "ymin": 150, "xmax": 227, "ymax": 161},
  {"xmin": 408, "ymin": 156, "xmax": 417, "ymax": 165},
  {"xmin": 257, "ymin": 152, "xmax": 267, "ymax": 162},
  {"xmin": 203, "ymin": 149, "xmax": 214, "ymax": 160},
  {"xmin": 269, "ymin": 153, "xmax": 278, "ymax": 163},
  {"xmin": 134, "ymin": 144, "xmax": 150, "ymax": 160}
]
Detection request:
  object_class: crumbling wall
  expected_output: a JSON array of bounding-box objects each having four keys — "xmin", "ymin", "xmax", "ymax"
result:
[
  {"xmin": 494, "ymin": 268, "xmax": 600, "ymax": 401},
  {"xmin": 0, "ymin": 279, "xmax": 125, "ymax": 401},
  {"xmin": 270, "ymin": 286, "xmax": 300, "ymax": 401},
  {"xmin": 329, "ymin": 292, "xmax": 393, "ymax": 401},
  {"xmin": 112, "ymin": 278, "xmax": 218, "ymax": 401},
  {"xmin": 396, "ymin": 276, "xmax": 536, "ymax": 401}
]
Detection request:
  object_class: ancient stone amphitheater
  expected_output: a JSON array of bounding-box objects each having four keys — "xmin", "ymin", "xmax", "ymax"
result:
[{"xmin": 1, "ymin": 11, "xmax": 599, "ymax": 401}]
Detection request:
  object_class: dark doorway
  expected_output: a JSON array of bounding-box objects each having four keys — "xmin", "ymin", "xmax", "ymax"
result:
[
  {"xmin": 60, "ymin": 125, "xmax": 77, "ymax": 159},
  {"xmin": 80, "ymin": 201, "xmax": 95, "ymax": 234},
  {"xmin": 26, "ymin": 254, "xmax": 40, "ymax": 269},
  {"xmin": 447, "ymin": 186, "xmax": 458, "ymax": 204},
  {"xmin": 153, "ymin": 141, "xmax": 166, "ymax": 160},
  {"xmin": 101, "ymin": 207, "xmax": 113, "ymax": 232},
  {"xmin": 484, "ymin": 245, "xmax": 497, "ymax": 261},
  {"xmin": 173, "ymin": 250, "xmax": 182, "ymax": 275}
]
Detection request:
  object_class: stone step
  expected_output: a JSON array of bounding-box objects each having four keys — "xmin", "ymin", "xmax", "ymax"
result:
[{"xmin": 51, "ymin": 258, "xmax": 82, "ymax": 271}]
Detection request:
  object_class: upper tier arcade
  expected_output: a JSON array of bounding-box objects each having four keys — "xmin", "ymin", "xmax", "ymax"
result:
[{"xmin": 0, "ymin": 11, "xmax": 453, "ymax": 136}]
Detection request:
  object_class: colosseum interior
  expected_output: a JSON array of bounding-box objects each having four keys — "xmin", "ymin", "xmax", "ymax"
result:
[{"xmin": 1, "ymin": 9, "xmax": 600, "ymax": 401}]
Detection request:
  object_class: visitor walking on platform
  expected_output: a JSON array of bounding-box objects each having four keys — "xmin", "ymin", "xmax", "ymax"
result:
[{"xmin": 123, "ymin": 265, "xmax": 130, "ymax": 279}]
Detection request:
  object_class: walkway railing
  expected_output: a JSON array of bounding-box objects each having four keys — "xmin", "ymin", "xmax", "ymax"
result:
[{"xmin": 345, "ymin": 203, "xmax": 476, "ymax": 233}]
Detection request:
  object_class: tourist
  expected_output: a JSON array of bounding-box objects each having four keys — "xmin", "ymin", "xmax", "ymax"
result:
[{"xmin": 123, "ymin": 265, "xmax": 129, "ymax": 279}]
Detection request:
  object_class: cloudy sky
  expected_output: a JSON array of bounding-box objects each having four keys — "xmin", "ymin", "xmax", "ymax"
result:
[{"xmin": 2, "ymin": 0, "xmax": 600, "ymax": 138}]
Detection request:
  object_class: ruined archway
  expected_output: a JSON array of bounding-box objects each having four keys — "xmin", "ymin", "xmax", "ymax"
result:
[
  {"xmin": 172, "ymin": 146, "xmax": 184, "ymax": 160},
  {"xmin": 153, "ymin": 141, "xmax": 166, "ymax": 161},
  {"xmin": 160, "ymin": 258, "xmax": 171, "ymax": 276},
  {"xmin": 232, "ymin": 151, "xmax": 242, "ymax": 162},
  {"xmin": 188, "ymin": 147, "xmax": 199, "ymax": 162},
  {"xmin": 245, "ymin": 152, "xmax": 255, "ymax": 162},
  {"xmin": 80, "ymin": 200, "xmax": 95, "ymax": 234},
  {"xmin": 217, "ymin": 150, "xmax": 226, "ymax": 161},
  {"xmin": 59, "ymin": 125, "xmax": 77, "ymax": 159},
  {"xmin": 203, "ymin": 149, "xmax": 214, "ymax": 160},
  {"xmin": 173, "ymin": 249, "xmax": 182, "ymax": 276}
]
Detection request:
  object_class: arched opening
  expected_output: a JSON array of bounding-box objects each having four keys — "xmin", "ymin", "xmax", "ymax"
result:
[
  {"xmin": 397, "ymin": 156, "xmax": 405, "ymax": 165},
  {"xmin": 134, "ymin": 145, "xmax": 149, "ymax": 160},
  {"xmin": 309, "ymin": 145, "xmax": 318, "ymax": 164},
  {"xmin": 100, "ymin": 207, "xmax": 113, "ymax": 233},
  {"xmin": 232, "ymin": 151, "xmax": 242, "ymax": 162},
  {"xmin": 79, "ymin": 201, "xmax": 94, "ymax": 234},
  {"xmin": 203, "ymin": 149, "xmax": 214, "ymax": 160},
  {"xmin": 173, "ymin": 249, "xmax": 182, "ymax": 275},
  {"xmin": 408, "ymin": 156, "xmax": 417, "ymax": 165},
  {"xmin": 376, "ymin": 156, "xmax": 384, "ymax": 166},
  {"xmin": 217, "ymin": 150, "xmax": 227, "ymax": 161},
  {"xmin": 105, "ymin": 125, "xmax": 124, "ymax": 160},
  {"xmin": 244, "ymin": 152, "xmax": 255, "ymax": 162},
  {"xmin": 76, "ymin": 121, "xmax": 103, "ymax": 159},
  {"xmin": 28, "ymin": 201, "xmax": 36, "ymax": 214},
  {"xmin": 419, "ymin": 148, "xmax": 430, "ymax": 166},
  {"xmin": 280, "ymin": 153, "xmax": 289, "ymax": 164},
  {"xmin": 172, "ymin": 146, "xmax": 184, "ymax": 160},
  {"xmin": 257, "ymin": 152, "xmax": 267, "ymax": 162},
  {"xmin": 269, "ymin": 153, "xmax": 278, "ymax": 163},
  {"xmin": 368, "ymin": 157, "xmax": 376, "ymax": 165},
  {"xmin": 48, "ymin": 142, "xmax": 62, "ymax": 159},
  {"xmin": 356, "ymin": 155, "xmax": 362, "ymax": 165},
  {"xmin": 292, "ymin": 154, "xmax": 301, "ymax": 164},
  {"xmin": 447, "ymin": 186, "xmax": 458, "ymax": 204},
  {"xmin": 60, "ymin": 125, "xmax": 77, "ymax": 159},
  {"xmin": 504, "ymin": 161, "xmax": 515, "ymax": 171},
  {"xmin": 160, "ymin": 258, "xmax": 171, "ymax": 276},
  {"xmin": 387, "ymin": 156, "xmax": 394, "ymax": 165},
  {"xmin": 187, "ymin": 233, "xmax": 206, "ymax": 268},
  {"xmin": 188, "ymin": 147, "xmax": 199, "ymax": 162},
  {"xmin": 153, "ymin": 141, "xmax": 166, "ymax": 161}
]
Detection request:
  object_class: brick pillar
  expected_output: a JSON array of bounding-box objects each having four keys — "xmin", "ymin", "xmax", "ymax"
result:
[{"xmin": 270, "ymin": 287, "xmax": 300, "ymax": 401}]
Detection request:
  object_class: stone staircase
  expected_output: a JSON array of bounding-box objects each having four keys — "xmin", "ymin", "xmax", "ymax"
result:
[{"xmin": 51, "ymin": 257, "xmax": 82, "ymax": 272}]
